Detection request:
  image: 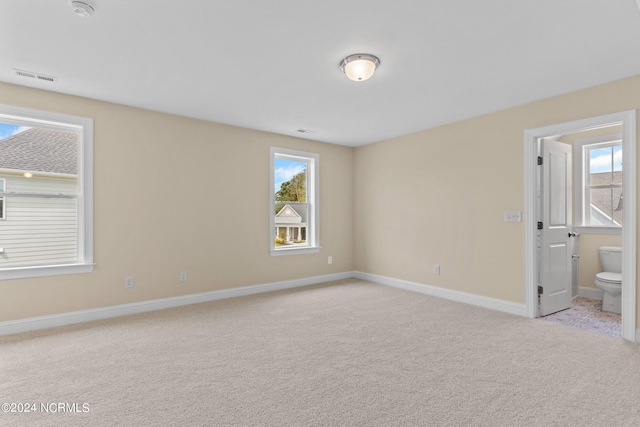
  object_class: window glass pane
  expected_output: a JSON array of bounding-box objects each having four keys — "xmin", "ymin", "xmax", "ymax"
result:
[
  {"xmin": 274, "ymin": 201, "xmax": 308, "ymax": 247},
  {"xmin": 613, "ymin": 146, "xmax": 622, "ymax": 171},
  {"xmin": 589, "ymin": 170, "xmax": 611, "ymax": 186},
  {"xmin": 0, "ymin": 125, "xmax": 78, "ymax": 189},
  {"xmin": 274, "ymin": 157, "xmax": 308, "ymax": 247},
  {"xmin": 588, "ymin": 146, "xmax": 613, "ymax": 187},
  {"xmin": 613, "ymin": 187, "xmax": 623, "ymax": 225},
  {"xmin": 613, "ymin": 146, "xmax": 623, "ymax": 184},
  {"xmin": 0, "ymin": 196, "xmax": 78, "ymax": 267},
  {"xmin": 589, "ymin": 187, "xmax": 615, "ymax": 226},
  {"xmin": 274, "ymin": 157, "xmax": 307, "ymax": 203},
  {"xmin": 271, "ymin": 148, "xmax": 318, "ymax": 254},
  {"xmin": 0, "ymin": 124, "xmax": 79, "ymax": 267}
]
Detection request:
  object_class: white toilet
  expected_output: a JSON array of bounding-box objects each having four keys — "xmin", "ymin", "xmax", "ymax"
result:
[{"xmin": 594, "ymin": 246, "xmax": 622, "ymax": 314}]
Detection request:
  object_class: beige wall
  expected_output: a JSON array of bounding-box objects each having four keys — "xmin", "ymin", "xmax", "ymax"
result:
[
  {"xmin": 0, "ymin": 82, "xmax": 354, "ymax": 322},
  {"xmin": 2, "ymin": 74, "xmax": 640, "ymax": 330},
  {"xmin": 354, "ymin": 75, "xmax": 640, "ymax": 329}
]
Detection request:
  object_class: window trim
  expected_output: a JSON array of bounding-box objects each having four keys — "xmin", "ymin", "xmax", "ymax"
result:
[
  {"xmin": 0, "ymin": 103, "xmax": 94, "ymax": 280},
  {"xmin": 0, "ymin": 178, "xmax": 5, "ymax": 220},
  {"xmin": 270, "ymin": 147, "xmax": 320, "ymax": 256},
  {"xmin": 573, "ymin": 133, "xmax": 622, "ymax": 235}
]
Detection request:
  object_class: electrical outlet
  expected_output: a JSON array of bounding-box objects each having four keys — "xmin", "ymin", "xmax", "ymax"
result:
[
  {"xmin": 328, "ymin": 256, "xmax": 333, "ymax": 265},
  {"xmin": 433, "ymin": 265, "xmax": 440, "ymax": 275},
  {"xmin": 124, "ymin": 276, "xmax": 134, "ymax": 288},
  {"xmin": 179, "ymin": 271, "xmax": 187, "ymax": 282}
]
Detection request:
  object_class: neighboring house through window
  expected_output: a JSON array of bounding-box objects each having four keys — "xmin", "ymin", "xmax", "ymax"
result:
[
  {"xmin": 574, "ymin": 133, "xmax": 622, "ymax": 233},
  {"xmin": 270, "ymin": 147, "xmax": 319, "ymax": 255},
  {"xmin": 0, "ymin": 104, "xmax": 93, "ymax": 279}
]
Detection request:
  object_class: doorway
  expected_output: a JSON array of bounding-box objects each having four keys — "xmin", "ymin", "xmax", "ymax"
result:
[{"xmin": 524, "ymin": 111, "xmax": 637, "ymax": 342}]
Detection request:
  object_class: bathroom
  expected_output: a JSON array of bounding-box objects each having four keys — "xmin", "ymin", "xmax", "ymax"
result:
[{"xmin": 541, "ymin": 123, "xmax": 623, "ymax": 337}]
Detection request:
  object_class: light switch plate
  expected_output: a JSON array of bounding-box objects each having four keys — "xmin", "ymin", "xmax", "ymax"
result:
[{"xmin": 505, "ymin": 211, "xmax": 522, "ymax": 222}]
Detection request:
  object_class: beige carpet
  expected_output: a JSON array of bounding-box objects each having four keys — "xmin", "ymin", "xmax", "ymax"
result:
[{"xmin": 1, "ymin": 278, "xmax": 640, "ymax": 426}]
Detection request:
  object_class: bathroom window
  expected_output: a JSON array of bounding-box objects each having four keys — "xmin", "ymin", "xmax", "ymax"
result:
[{"xmin": 574, "ymin": 134, "xmax": 622, "ymax": 233}]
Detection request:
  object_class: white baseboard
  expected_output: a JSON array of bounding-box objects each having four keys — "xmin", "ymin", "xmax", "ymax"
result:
[
  {"xmin": 353, "ymin": 271, "xmax": 526, "ymax": 317},
  {"xmin": 0, "ymin": 272, "xmax": 353, "ymax": 336},
  {"xmin": 3, "ymin": 270, "xmax": 629, "ymax": 341},
  {"xmin": 578, "ymin": 286, "xmax": 603, "ymax": 300}
]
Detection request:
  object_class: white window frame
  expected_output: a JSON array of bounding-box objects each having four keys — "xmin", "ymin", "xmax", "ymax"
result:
[
  {"xmin": 0, "ymin": 103, "xmax": 94, "ymax": 279},
  {"xmin": 573, "ymin": 133, "xmax": 622, "ymax": 235},
  {"xmin": 270, "ymin": 147, "xmax": 320, "ymax": 256},
  {"xmin": 0, "ymin": 178, "xmax": 5, "ymax": 220}
]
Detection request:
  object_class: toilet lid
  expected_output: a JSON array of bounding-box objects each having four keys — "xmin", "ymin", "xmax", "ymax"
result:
[{"xmin": 596, "ymin": 272, "xmax": 622, "ymax": 283}]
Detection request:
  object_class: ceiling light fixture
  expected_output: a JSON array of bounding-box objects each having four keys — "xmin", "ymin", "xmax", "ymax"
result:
[
  {"xmin": 340, "ymin": 54, "xmax": 380, "ymax": 82},
  {"xmin": 70, "ymin": 0, "xmax": 96, "ymax": 17}
]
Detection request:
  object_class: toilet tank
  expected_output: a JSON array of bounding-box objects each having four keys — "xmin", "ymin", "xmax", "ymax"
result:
[{"xmin": 599, "ymin": 246, "xmax": 622, "ymax": 273}]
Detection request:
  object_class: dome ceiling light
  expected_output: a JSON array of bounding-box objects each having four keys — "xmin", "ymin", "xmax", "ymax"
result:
[
  {"xmin": 340, "ymin": 53, "xmax": 380, "ymax": 82},
  {"xmin": 339, "ymin": 54, "xmax": 380, "ymax": 82}
]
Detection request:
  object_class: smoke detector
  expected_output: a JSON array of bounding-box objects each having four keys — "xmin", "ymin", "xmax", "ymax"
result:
[{"xmin": 70, "ymin": 0, "xmax": 96, "ymax": 17}]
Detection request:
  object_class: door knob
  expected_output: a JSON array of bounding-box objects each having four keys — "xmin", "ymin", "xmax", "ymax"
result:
[
  {"xmin": 568, "ymin": 232, "xmax": 577, "ymax": 237},
  {"xmin": 572, "ymin": 254, "xmax": 580, "ymax": 260}
]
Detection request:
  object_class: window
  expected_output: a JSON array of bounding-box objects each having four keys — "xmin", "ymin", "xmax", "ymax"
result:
[
  {"xmin": 270, "ymin": 147, "xmax": 319, "ymax": 255},
  {"xmin": 0, "ymin": 104, "xmax": 93, "ymax": 279},
  {"xmin": 574, "ymin": 134, "xmax": 622, "ymax": 233},
  {"xmin": 0, "ymin": 179, "xmax": 4, "ymax": 220}
]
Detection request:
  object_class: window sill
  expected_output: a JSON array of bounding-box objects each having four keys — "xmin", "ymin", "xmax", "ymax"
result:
[
  {"xmin": 573, "ymin": 226, "xmax": 621, "ymax": 235},
  {"xmin": 270, "ymin": 246, "xmax": 321, "ymax": 256},
  {"xmin": 0, "ymin": 263, "xmax": 95, "ymax": 281}
]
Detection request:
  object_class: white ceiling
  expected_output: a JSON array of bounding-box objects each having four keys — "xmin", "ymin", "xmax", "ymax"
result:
[{"xmin": 2, "ymin": 1, "xmax": 640, "ymax": 147}]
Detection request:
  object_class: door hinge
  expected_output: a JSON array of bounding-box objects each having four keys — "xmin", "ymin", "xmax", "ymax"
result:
[
  {"xmin": 537, "ymin": 156, "xmax": 543, "ymax": 165},
  {"xmin": 538, "ymin": 285, "xmax": 543, "ymax": 295},
  {"xmin": 537, "ymin": 221, "xmax": 543, "ymax": 230}
]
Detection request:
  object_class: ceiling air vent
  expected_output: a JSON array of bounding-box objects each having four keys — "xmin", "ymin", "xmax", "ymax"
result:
[{"xmin": 13, "ymin": 69, "xmax": 57, "ymax": 83}]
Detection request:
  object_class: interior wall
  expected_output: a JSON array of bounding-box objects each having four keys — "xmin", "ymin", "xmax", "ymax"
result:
[
  {"xmin": 354, "ymin": 75, "xmax": 640, "ymax": 329},
  {"xmin": 0, "ymin": 82, "xmax": 355, "ymax": 322},
  {"xmin": 2, "ymin": 75, "xmax": 640, "ymax": 330}
]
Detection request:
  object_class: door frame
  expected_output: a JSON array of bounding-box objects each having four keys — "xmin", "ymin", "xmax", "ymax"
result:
[{"xmin": 524, "ymin": 110, "xmax": 637, "ymax": 342}]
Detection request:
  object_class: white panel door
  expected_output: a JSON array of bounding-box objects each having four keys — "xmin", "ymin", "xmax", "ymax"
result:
[{"xmin": 539, "ymin": 139, "xmax": 573, "ymax": 316}]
